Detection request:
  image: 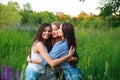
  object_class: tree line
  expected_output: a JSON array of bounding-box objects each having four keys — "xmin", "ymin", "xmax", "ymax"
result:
[{"xmin": 0, "ymin": 1, "xmax": 120, "ymax": 29}]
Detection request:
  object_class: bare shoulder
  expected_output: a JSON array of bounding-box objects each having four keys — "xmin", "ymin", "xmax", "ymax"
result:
[
  {"xmin": 35, "ymin": 41, "xmax": 45, "ymax": 49},
  {"xmin": 36, "ymin": 41, "xmax": 43, "ymax": 45},
  {"xmin": 35, "ymin": 41, "xmax": 46, "ymax": 53}
]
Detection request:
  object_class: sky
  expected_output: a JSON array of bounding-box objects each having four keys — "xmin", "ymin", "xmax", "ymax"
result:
[{"xmin": 0, "ymin": 0, "xmax": 100, "ymax": 17}]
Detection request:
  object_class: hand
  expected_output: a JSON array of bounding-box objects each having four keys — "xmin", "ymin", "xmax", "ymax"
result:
[
  {"xmin": 68, "ymin": 45, "xmax": 75, "ymax": 56},
  {"xmin": 67, "ymin": 57, "xmax": 78, "ymax": 62},
  {"xmin": 27, "ymin": 55, "xmax": 32, "ymax": 62}
]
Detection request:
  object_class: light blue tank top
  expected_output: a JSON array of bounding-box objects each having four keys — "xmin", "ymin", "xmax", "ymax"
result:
[{"xmin": 27, "ymin": 49, "xmax": 45, "ymax": 74}]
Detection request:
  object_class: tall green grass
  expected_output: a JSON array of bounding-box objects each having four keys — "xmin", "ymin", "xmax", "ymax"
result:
[
  {"xmin": 75, "ymin": 28, "xmax": 120, "ymax": 80},
  {"xmin": 0, "ymin": 28, "xmax": 34, "ymax": 71},
  {"xmin": 0, "ymin": 27, "xmax": 120, "ymax": 80}
]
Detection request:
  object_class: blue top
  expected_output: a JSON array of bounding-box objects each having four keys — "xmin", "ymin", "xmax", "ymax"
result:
[{"xmin": 42, "ymin": 40, "xmax": 71, "ymax": 68}]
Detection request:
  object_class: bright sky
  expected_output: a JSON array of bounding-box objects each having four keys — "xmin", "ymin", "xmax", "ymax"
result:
[{"xmin": 0, "ymin": 0, "xmax": 100, "ymax": 17}]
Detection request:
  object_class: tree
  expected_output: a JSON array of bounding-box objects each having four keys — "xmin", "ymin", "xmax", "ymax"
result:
[
  {"xmin": 0, "ymin": 1, "xmax": 21, "ymax": 29},
  {"xmin": 77, "ymin": 11, "xmax": 89, "ymax": 19},
  {"xmin": 23, "ymin": 3, "xmax": 32, "ymax": 12},
  {"xmin": 99, "ymin": 0, "xmax": 120, "ymax": 16},
  {"xmin": 38, "ymin": 11, "xmax": 57, "ymax": 23}
]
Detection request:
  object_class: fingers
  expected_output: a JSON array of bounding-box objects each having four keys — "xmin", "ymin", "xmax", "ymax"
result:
[
  {"xmin": 68, "ymin": 45, "xmax": 75, "ymax": 56},
  {"xmin": 27, "ymin": 55, "xmax": 31, "ymax": 62},
  {"xmin": 70, "ymin": 45, "xmax": 75, "ymax": 51}
]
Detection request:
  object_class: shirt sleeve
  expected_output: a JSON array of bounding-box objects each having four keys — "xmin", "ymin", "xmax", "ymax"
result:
[
  {"xmin": 49, "ymin": 41, "xmax": 68, "ymax": 59},
  {"xmin": 41, "ymin": 40, "xmax": 68, "ymax": 66}
]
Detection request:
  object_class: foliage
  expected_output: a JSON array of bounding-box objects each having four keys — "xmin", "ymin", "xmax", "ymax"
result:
[
  {"xmin": 23, "ymin": 3, "xmax": 32, "ymax": 12},
  {"xmin": 0, "ymin": 1, "xmax": 120, "ymax": 29},
  {"xmin": 19, "ymin": 10, "xmax": 41, "ymax": 26},
  {"xmin": 38, "ymin": 11, "xmax": 57, "ymax": 23},
  {"xmin": 0, "ymin": 65, "xmax": 21, "ymax": 80},
  {"xmin": 75, "ymin": 28, "xmax": 120, "ymax": 80},
  {"xmin": 0, "ymin": 28, "xmax": 34, "ymax": 71},
  {"xmin": 0, "ymin": 1, "xmax": 120, "ymax": 79},
  {"xmin": 99, "ymin": 0, "xmax": 120, "ymax": 16},
  {"xmin": 0, "ymin": 26, "xmax": 120, "ymax": 80},
  {"xmin": 0, "ymin": 2, "xmax": 21, "ymax": 29}
]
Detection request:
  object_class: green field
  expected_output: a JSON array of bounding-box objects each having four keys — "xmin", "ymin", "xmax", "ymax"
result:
[{"xmin": 0, "ymin": 27, "xmax": 120, "ymax": 80}]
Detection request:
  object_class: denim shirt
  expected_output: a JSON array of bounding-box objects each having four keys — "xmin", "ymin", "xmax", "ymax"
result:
[{"xmin": 41, "ymin": 40, "xmax": 71, "ymax": 68}]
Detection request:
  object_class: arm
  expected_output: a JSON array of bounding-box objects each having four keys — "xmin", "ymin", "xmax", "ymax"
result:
[
  {"xmin": 49, "ymin": 41, "xmax": 69, "ymax": 59},
  {"xmin": 27, "ymin": 50, "xmax": 76, "ymax": 64},
  {"xmin": 36, "ymin": 42, "xmax": 74, "ymax": 67},
  {"xmin": 67, "ymin": 57, "xmax": 78, "ymax": 62},
  {"xmin": 27, "ymin": 55, "xmax": 42, "ymax": 64}
]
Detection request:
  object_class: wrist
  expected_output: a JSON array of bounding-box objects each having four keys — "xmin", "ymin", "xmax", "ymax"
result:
[
  {"xmin": 30, "ymin": 59, "xmax": 32, "ymax": 63},
  {"xmin": 68, "ymin": 54, "xmax": 72, "ymax": 57}
]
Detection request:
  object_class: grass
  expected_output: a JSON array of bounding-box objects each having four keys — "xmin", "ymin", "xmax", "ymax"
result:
[
  {"xmin": 0, "ymin": 28, "xmax": 34, "ymax": 71},
  {"xmin": 0, "ymin": 27, "xmax": 120, "ymax": 80},
  {"xmin": 75, "ymin": 28, "xmax": 120, "ymax": 80}
]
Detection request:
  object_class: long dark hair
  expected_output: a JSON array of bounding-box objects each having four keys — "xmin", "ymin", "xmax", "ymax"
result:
[
  {"xmin": 29, "ymin": 23, "xmax": 52, "ymax": 57},
  {"xmin": 61, "ymin": 22, "xmax": 76, "ymax": 49},
  {"xmin": 33, "ymin": 23, "xmax": 51, "ymax": 45},
  {"xmin": 61, "ymin": 22, "xmax": 79, "ymax": 66}
]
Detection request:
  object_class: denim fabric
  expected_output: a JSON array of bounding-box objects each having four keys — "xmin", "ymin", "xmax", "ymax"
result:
[
  {"xmin": 37, "ymin": 74, "xmax": 46, "ymax": 80},
  {"xmin": 45, "ymin": 69, "xmax": 57, "ymax": 80},
  {"xmin": 63, "ymin": 67, "xmax": 82, "ymax": 80},
  {"xmin": 41, "ymin": 40, "xmax": 68, "ymax": 66},
  {"xmin": 45, "ymin": 67, "xmax": 60, "ymax": 80},
  {"xmin": 25, "ymin": 67, "xmax": 39, "ymax": 80}
]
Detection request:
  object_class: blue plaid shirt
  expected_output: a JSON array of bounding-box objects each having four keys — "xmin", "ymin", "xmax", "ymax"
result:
[{"xmin": 42, "ymin": 40, "xmax": 71, "ymax": 68}]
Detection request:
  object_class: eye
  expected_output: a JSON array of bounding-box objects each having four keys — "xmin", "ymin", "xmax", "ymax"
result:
[
  {"xmin": 48, "ymin": 30, "xmax": 51, "ymax": 32},
  {"xmin": 43, "ymin": 30, "xmax": 46, "ymax": 32}
]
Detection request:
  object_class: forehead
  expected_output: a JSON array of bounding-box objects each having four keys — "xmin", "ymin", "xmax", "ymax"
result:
[
  {"xmin": 44, "ymin": 26, "xmax": 51, "ymax": 29},
  {"xmin": 52, "ymin": 25, "xmax": 58, "ymax": 29}
]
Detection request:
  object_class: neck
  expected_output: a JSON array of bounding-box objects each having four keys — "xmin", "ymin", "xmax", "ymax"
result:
[
  {"xmin": 61, "ymin": 37, "xmax": 65, "ymax": 41},
  {"xmin": 42, "ymin": 39, "xmax": 46, "ymax": 45}
]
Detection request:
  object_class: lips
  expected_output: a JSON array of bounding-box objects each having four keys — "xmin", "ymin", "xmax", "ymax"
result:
[{"xmin": 52, "ymin": 33, "xmax": 57, "ymax": 37}]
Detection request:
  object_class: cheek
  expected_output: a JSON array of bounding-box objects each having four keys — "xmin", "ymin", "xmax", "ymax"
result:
[
  {"xmin": 48, "ymin": 32, "xmax": 51, "ymax": 36},
  {"xmin": 55, "ymin": 31, "xmax": 58, "ymax": 35},
  {"xmin": 58, "ymin": 30, "xmax": 63, "ymax": 36}
]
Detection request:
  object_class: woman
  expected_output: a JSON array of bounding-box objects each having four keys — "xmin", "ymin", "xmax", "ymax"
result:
[
  {"xmin": 25, "ymin": 23, "xmax": 74, "ymax": 80},
  {"xmin": 58, "ymin": 22, "xmax": 82, "ymax": 80},
  {"xmin": 45, "ymin": 22, "xmax": 63, "ymax": 80},
  {"xmin": 45, "ymin": 22, "xmax": 79, "ymax": 80},
  {"xmin": 40, "ymin": 22, "xmax": 81, "ymax": 80}
]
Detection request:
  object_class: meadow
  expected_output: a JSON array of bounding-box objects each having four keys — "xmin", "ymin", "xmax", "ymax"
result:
[{"xmin": 0, "ymin": 27, "xmax": 120, "ymax": 80}]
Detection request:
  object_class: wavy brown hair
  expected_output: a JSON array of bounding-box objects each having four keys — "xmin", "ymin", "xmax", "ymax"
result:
[
  {"xmin": 29, "ymin": 23, "xmax": 52, "ymax": 57},
  {"xmin": 51, "ymin": 22, "xmax": 61, "ymax": 46}
]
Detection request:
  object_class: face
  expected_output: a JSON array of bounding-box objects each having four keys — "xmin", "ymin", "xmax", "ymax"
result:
[
  {"xmin": 42, "ymin": 26, "xmax": 51, "ymax": 40},
  {"xmin": 58, "ymin": 25, "xmax": 63, "ymax": 37},
  {"xmin": 51, "ymin": 24, "xmax": 58, "ymax": 38}
]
